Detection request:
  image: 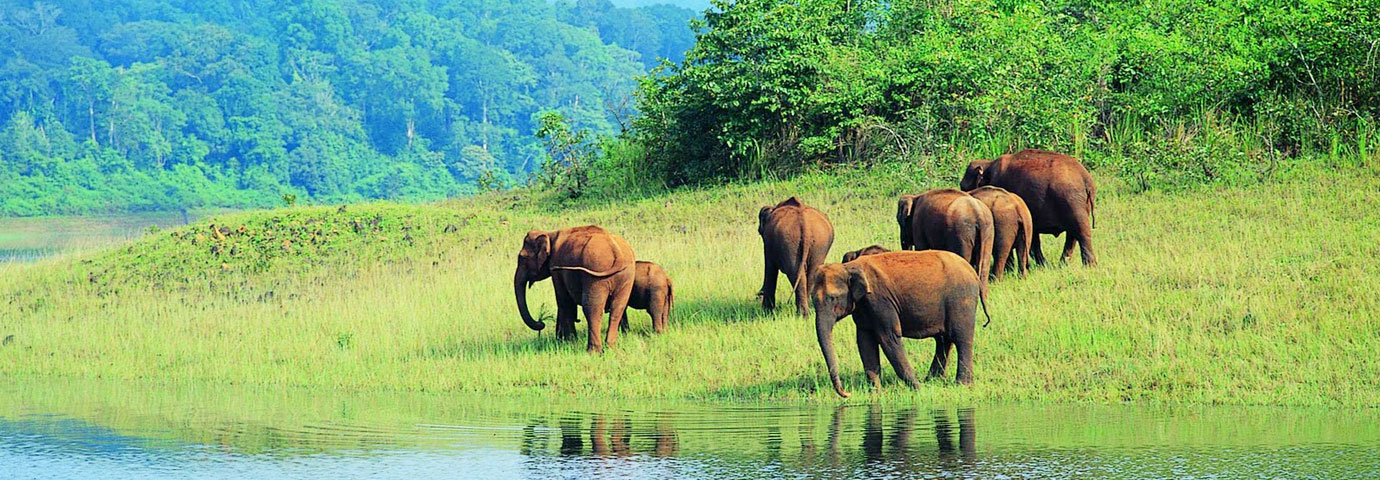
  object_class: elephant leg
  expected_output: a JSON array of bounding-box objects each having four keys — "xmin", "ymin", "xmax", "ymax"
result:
[
  {"xmin": 991, "ymin": 232, "xmax": 1013, "ymax": 281},
  {"xmin": 948, "ymin": 233, "xmax": 979, "ymax": 276},
  {"xmin": 952, "ymin": 329, "xmax": 975, "ymax": 385},
  {"xmin": 581, "ymin": 289, "xmax": 610, "ymax": 353},
  {"xmin": 1017, "ymin": 229, "xmax": 1031, "ymax": 276},
  {"xmin": 1030, "ymin": 233, "xmax": 1047, "ymax": 266},
  {"xmin": 927, "ymin": 335, "xmax": 951, "ymax": 380},
  {"xmin": 603, "ymin": 277, "xmax": 634, "ymax": 349},
  {"xmin": 1061, "ymin": 231, "xmax": 1078, "ymax": 265},
  {"xmin": 556, "ymin": 309, "xmax": 577, "ymax": 340},
  {"xmin": 792, "ymin": 269, "xmax": 811, "ymax": 317},
  {"xmin": 857, "ymin": 330, "xmax": 882, "ymax": 390},
  {"xmin": 649, "ymin": 291, "xmax": 668, "ymax": 334},
  {"xmin": 876, "ymin": 321, "xmax": 920, "ymax": 388},
  {"xmin": 554, "ymin": 275, "xmax": 578, "ymax": 340},
  {"xmin": 618, "ymin": 308, "xmax": 630, "ymax": 332},
  {"xmin": 760, "ymin": 251, "xmax": 778, "ymax": 312},
  {"xmin": 1075, "ymin": 215, "xmax": 1097, "ymax": 267}
]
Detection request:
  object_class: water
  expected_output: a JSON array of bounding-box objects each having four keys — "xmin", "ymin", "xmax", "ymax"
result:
[
  {"xmin": 0, "ymin": 211, "xmax": 203, "ymax": 262},
  {"xmin": 0, "ymin": 380, "xmax": 1376, "ymax": 479}
]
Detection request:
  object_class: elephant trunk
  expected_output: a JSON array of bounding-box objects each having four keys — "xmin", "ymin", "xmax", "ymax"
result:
[
  {"xmin": 515, "ymin": 269, "xmax": 545, "ymax": 331},
  {"xmin": 816, "ymin": 313, "xmax": 848, "ymax": 398}
]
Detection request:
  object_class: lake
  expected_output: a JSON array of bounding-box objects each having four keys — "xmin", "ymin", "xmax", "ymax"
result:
[
  {"xmin": 0, "ymin": 379, "xmax": 1375, "ymax": 479},
  {"xmin": 0, "ymin": 212, "xmax": 207, "ymax": 262}
]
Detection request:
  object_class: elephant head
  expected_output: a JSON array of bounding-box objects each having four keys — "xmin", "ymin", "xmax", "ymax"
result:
[
  {"xmin": 959, "ymin": 159, "xmax": 994, "ymax": 191},
  {"xmin": 810, "ymin": 263, "xmax": 871, "ymax": 398},
  {"xmin": 514, "ymin": 230, "xmax": 555, "ymax": 331},
  {"xmin": 842, "ymin": 245, "xmax": 891, "ymax": 263},
  {"xmin": 896, "ymin": 195, "xmax": 918, "ymax": 249},
  {"xmin": 758, "ymin": 205, "xmax": 774, "ymax": 236},
  {"xmin": 759, "ymin": 196, "xmax": 803, "ymax": 235}
]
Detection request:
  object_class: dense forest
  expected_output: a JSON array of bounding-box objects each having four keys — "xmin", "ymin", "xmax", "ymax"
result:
[
  {"xmin": 3, "ymin": 0, "xmax": 1378, "ymax": 215},
  {"xmin": 0, "ymin": 0, "xmax": 698, "ymax": 215}
]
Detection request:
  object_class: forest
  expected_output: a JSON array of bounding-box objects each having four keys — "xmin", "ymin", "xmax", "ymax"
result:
[
  {"xmin": 0, "ymin": 0, "xmax": 698, "ymax": 215},
  {"xmin": 628, "ymin": 0, "xmax": 1378, "ymax": 190},
  {"xmin": 2, "ymin": 0, "xmax": 1377, "ymax": 215}
]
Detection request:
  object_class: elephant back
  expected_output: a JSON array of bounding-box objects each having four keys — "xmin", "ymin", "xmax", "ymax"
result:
[{"xmin": 550, "ymin": 225, "xmax": 634, "ymax": 277}]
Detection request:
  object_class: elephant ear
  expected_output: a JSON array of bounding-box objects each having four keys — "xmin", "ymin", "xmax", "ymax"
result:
[
  {"xmin": 846, "ymin": 265, "xmax": 872, "ymax": 302},
  {"xmin": 527, "ymin": 231, "xmax": 553, "ymax": 269},
  {"xmin": 758, "ymin": 206, "xmax": 774, "ymax": 235},
  {"xmin": 896, "ymin": 196, "xmax": 914, "ymax": 225}
]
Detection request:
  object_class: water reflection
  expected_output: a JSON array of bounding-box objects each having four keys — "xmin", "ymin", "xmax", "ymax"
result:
[
  {"xmin": 536, "ymin": 412, "xmax": 677, "ymax": 458},
  {"xmin": 2, "ymin": 379, "xmax": 1379, "ymax": 478}
]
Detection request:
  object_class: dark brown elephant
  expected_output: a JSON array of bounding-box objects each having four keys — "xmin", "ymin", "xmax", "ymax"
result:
[
  {"xmin": 758, "ymin": 196, "xmax": 835, "ymax": 316},
  {"xmin": 906, "ymin": 189, "xmax": 994, "ymax": 297},
  {"xmin": 514, "ymin": 225, "xmax": 635, "ymax": 353},
  {"xmin": 967, "ymin": 186, "xmax": 1033, "ymax": 279},
  {"xmin": 811, "ymin": 250, "xmax": 990, "ymax": 397},
  {"xmin": 895, "ymin": 194, "xmax": 920, "ymax": 250},
  {"xmin": 613, "ymin": 261, "xmax": 673, "ymax": 334},
  {"xmin": 842, "ymin": 245, "xmax": 891, "ymax": 263},
  {"xmin": 961, "ymin": 149, "xmax": 1097, "ymax": 266}
]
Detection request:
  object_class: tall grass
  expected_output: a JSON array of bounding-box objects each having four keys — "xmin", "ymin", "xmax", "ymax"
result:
[{"xmin": 0, "ymin": 160, "xmax": 1377, "ymax": 405}]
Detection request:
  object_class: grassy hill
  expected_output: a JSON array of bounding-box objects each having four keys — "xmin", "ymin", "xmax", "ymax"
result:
[{"xmin": 1, "ymin": 159, "xmax": 1377, "ymax": 406}]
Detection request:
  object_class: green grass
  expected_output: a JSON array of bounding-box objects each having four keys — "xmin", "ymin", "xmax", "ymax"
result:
[{"xmin": 1, "ymin": 160, "xmax": 1377, "ymax": 406}]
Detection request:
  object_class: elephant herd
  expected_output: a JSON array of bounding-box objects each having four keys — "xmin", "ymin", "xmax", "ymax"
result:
[{"xmin": 512, "ymin": 149, "xmax": 1097, "ymax": 397}]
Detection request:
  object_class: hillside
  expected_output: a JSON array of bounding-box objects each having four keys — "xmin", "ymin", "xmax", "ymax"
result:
[
  {"xmin": 0, "ymin": 0, "xmax": 698, "ymax": 215},
  {"xmin": 1, "ymin": 159, "xmax": 1377, "ymax": 405}
]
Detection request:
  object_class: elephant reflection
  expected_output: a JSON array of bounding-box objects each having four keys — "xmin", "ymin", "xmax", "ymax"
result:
[
  {"xmin": 804, "ymin": 405, "xmax": 976, "ymax": 468},
  {"xmin": 526, "ymin": 412, "xmax": 676, "ymax": 457}
]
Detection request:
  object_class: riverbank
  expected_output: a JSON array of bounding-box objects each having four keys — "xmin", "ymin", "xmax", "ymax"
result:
[{"xmin": 1, "ymin": 161, "xmax": 1377, "ymax": 406}]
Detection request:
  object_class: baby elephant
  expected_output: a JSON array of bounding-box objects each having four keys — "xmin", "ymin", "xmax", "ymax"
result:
[
  {"xmin": 841, "ymin": 245, "xmax": 891, "ymax": 263},
  {"xmin": 613, "ymin": 261, "xmax": 674, "ymax": 333},
  {"xmin": 811, "ymin": 250, "xmax": 990, "ymax": 397},
  {"xmin": 966, "ymin": 186, "xmax": 1033, "ymax": 279}
]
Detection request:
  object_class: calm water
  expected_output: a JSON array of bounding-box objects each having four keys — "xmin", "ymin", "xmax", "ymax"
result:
[
  {"xmin": 0, "ymin": 380, "xmax": 1376, "ymax": 479},
  {"xmin": 0, "ymin": 211, "xmax": 203, "ymax": 262}
]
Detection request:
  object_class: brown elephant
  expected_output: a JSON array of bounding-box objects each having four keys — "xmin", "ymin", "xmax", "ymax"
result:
[
  {"xmin": 612, "ymin": 261, "xmax": 674, "ymax": 334},
  {"xmin": 514, "ymin": 225, "xmax": 635, "ymax": 353},
  {"xmin": 811, "ymin": 250, "xmax": 990, "ymax": 397},
  {"xmin": 961, "ymin": 149, "xmax": 1097, "ymax": 266},
  {"xmin": 842, "ymin": 245, "xmax": 891, "ymax": 263},
  {"xmin": 906, "ymin": 189, "xmax": 994, "ymax": 297},
  {"xmin": 895, "ymin": 194, "xmax": 920, "ymax": 250},
  {"xmin": 758, "ymin": 196, "xmax": 835, "ymax": 316},
  {"xmin": 966, "ymin": 186, "xmax": 1033, "ymax": 279}
]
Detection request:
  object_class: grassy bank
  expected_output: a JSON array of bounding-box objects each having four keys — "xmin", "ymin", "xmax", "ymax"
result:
[{"xmin": 1, "ymin": 160, "xmax": 1378, "ymax": 406}]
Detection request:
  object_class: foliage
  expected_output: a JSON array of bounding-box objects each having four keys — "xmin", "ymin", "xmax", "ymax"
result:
[
  {"xmin": 533, "ymin": 111, "xmax": 596, "ymax": 198},
  {"xmin": 631, "ymin": 0, "xmax": 1380, "ymax": 188},
  {"xmin": 0, "ymin": 0, "xmax": 699, "ymax": 216}
]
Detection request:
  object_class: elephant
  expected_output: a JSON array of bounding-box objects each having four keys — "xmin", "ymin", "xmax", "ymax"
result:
[
  {"xmin": 514, "ymin": 225, "xmax": 635, "ymax": 353},
  {"xmin": 966, "ymin": 186, "xmax": 1033, "ymax": 279},
  {"xmin": 612, "ymin": 261, "xmax": 674, "ymax": 334},
  {"xmin": 811, "ymin": 250, "xmax": 990, "ymax": 397},
  {"xmin": 842, "ymin": 245, "xmax": 891, "ymax": 263},
  {"xmin": 895, "ymin": 194, "xmax": 920, "ymax": 250},
  {"xmin": 960, "ymin": 149, "xmax": 1097, "ymax": 266},
  {"xmin": 758, "ymin": 196, "xmax": 835, "ymax": 316},
  {"xmin": 906, "ymin": 189, "xmax": 994, "ymax": 297}
]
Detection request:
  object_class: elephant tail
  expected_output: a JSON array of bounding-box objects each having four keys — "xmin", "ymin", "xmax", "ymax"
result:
[
  {"xmin": 792, "ymin": 216, "xmax": 811, "ymax": 289},
  {"xmin": 1087, "ymin": 180, "xmax": 1096, "ymax": 229},
  {"xmin": 979, "ymin": 281, "xmax": 992, "ymax": 328}
]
